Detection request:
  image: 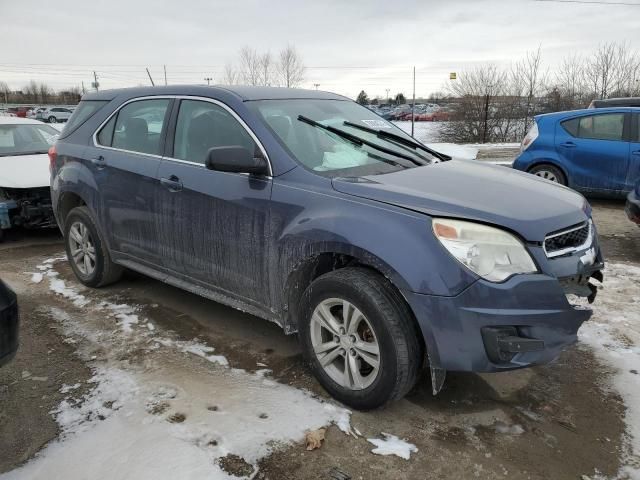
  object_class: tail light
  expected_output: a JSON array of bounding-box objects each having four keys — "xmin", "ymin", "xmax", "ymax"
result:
[
  {"xmin": 48, "ymin": 145, "xmax": 57, "ymax": 171},
  {"xmin": 520, "ymin": 122, "xmax": 539, "ymax": 152}
]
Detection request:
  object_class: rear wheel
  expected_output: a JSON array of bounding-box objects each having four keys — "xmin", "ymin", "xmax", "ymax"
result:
[
  {"xmin": 48, "ymin": 116, "xmax": 56, "ymax": 123},
  {"xmin": 529, "ymin": 164, "xmax": 566, "ymax": 185},
  {"xmin": 299, "ymin": 268, "xmax": 422, "ymax": 410},
  {"xmin": 64, "ymin": 206, "xmax": 122, "ymax": 287}
]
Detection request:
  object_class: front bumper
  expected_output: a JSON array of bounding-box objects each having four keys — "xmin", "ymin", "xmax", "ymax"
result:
[
  {"xmin": 625, "ymin": 190, "xmax": 640, "ymax": 225},
  {"xmin": 403, "ymin": 246, "xmax": 604, "ymax": 373}
]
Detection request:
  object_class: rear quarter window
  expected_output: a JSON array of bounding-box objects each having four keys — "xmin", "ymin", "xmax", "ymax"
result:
[
  {"xmin": 60, "ymin": 100, "xmax": 109, "ymax": 137},
  {"xmin": 561, "ymin": 118, "xmax": 579, "ymax": 137}
]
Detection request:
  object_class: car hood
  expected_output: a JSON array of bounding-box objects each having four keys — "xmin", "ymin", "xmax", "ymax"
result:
[
  {"xmin": 331, "ymin": 160, "xmax": 589, "ymax": 242},
  {"xmin": 0, "ymin": 154, "xmax": 50, "ymax": 189}
]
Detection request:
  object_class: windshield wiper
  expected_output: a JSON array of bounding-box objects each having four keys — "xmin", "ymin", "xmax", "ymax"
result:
[
  {"xmin": 343, "ymin": 121, "xmax": 451, "ymax": 161},
  {"xmin": 298, "ymin": 115, "xmax": 425, "ymax": 167}
]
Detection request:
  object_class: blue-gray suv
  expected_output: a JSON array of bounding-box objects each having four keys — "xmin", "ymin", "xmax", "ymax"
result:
[{"xmin": 50, "ymin": 86, "xmax": 604, "ymax": 409}]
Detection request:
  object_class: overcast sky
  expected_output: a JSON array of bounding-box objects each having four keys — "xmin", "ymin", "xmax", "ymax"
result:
[{"xmin": 2, "ymin": 0, "xmax": 639, "ymax": 99}]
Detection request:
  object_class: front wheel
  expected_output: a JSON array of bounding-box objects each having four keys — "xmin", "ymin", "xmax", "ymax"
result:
[
  {"xmin": 299, "ymin": 268, "xmax": 422, "ymax": 410},
  {"xmin": 48, "ymin": 116, "xmax": 57, "ymax": 123},
  {"xmin": 64, "ymin": 206, "xmax": 122, "ymax": 287}
]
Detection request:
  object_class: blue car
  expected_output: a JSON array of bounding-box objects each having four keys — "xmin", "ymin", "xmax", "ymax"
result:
[
  {"xmin": 50, "ymin": 86, "xmax": 604, "ymax": 409},
  {"xmin": 513, "ymin": 107, "xmax": 640, "ymax": 196}
]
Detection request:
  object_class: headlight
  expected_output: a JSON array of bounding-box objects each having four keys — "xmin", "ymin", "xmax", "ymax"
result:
[{"xmin": 432, "ymin": 218, "xmax": 538, "ymax": 282}]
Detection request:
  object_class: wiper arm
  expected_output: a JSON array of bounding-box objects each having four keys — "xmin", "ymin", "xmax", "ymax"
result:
[
  {"xmin": 298, "ymin": 115, "xmax": 424, "ymax": 167},
  {"xmin": 343, "ymin": 121, "xmax": 450, "ymax": 161}
]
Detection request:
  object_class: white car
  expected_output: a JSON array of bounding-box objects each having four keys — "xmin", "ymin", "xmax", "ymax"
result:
[
  {"xmin": 0, "ymin": 117, "xmax": 59, "ymax": 240},
  {"xmin": 37, "ymin": 106, "xmax": 73, "ymax": 123}
]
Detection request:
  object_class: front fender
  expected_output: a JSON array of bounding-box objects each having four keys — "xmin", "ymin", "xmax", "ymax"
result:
[{"xmin": 270, "ymin": 175, "xmax": 478, "ymax": 312}]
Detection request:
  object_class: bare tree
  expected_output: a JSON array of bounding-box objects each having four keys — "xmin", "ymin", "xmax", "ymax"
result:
[
  {"xmin": 259, "ymin": 52, "xmax": 274, "ymax": 86},
  {"xmin": 441, "ymin": 65, "xmax": 508, "ymax": 143},
  {"xmin": 38, "ymin": 82, "xmax": 53, "ymax": 104},
  {"xmin": 277, "ymin": 45, "xmax": 305, "ymax": 88},
  {"xmin": 515, "ymin": 46, "xmax": 547, "ymax": 136},
  {"xmin": 0, "ymin": 81, "xmax": 9, "ymax": 104},
  {"xmin": 238, "ymin": 46, "xmax": 261, "ymax": 86},
  {"xmin": 222, "ymin": 62, "xmax": 239, "ymax": 85}
]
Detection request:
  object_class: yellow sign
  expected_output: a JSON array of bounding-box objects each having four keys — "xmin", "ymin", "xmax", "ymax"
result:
[{"xmin": 450, "ymin": 72, "xmax": 457, "ymax": 80}]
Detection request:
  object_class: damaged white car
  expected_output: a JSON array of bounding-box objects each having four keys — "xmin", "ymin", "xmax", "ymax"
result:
[{"xmin": 0, "ymin": 117, "xmax": 58, "ymax": 240}]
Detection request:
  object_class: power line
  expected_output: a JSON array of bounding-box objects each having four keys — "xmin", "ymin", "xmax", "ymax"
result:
[{"xmin": 534, "ymin": 0, "xmax": 640, "ymax": 5}]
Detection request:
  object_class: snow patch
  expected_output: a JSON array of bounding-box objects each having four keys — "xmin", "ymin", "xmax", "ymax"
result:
[
  {"xmin": 29, "ymin": 272, "xmax": 43, "ymax": 284},
  {"xmin": 579, "ymin": 262, "xmax": 640, "ymax": 478},
  {"xmin": 367, "ymin": 433, "xmax": 418, "ymax": 460},
  {"xmin": 2, "ymin": 257, "xmax": 354, "ymax": 480}
]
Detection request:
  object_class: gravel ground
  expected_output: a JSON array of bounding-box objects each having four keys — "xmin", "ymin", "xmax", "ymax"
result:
[{"xmin": 0, "ymin": 198, "xmax": 638, "ymax": 479}]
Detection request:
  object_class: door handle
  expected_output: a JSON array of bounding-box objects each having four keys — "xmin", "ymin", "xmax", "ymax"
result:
[
  {"xmin": 560, "ymin": 142, "xmax": 576, "ymax": 148},
  {"xmin": 90, "ymin": 155, "xmax": 107, "ymax": 169},
  {"xmin": 160, "ymin": 175, "xmax": 183, "ymax": 192}
]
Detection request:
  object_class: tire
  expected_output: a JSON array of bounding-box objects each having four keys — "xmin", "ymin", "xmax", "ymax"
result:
[
  {"xmin": 528, "ymin": 164, "xmax": 566, "ymax": 185},
  {"xmin": 63, "ymin": 206, "xmax": 122, "ymax": 288},
  {"xmin": 48, "ymin": 116, "xmax": 56, "ymax": 123},
  {"xmin": 299, "ymin": 267, "xmax": 422, "ymax": 410}
]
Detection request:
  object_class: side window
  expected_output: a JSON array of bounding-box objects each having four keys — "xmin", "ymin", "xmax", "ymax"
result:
[
  {"xmin": 635, "ymin": 114, "xmax": 640, "ymax": 142},
  {"xmin": 110, "ymin": 99, "xmax": 170, "ymax": 155},
  {"xmin": 173, "ymin": 99, "xmax": 257, "ymax": 164},
  {"xmin": 577, "ymin": 113, "xmax": 624, "ymax": 141},
  {"xmin": 561, "ymin": 118, "xmax": 579, "ymax": 137},
  {"xmin": 97, "ymin": 115, "xmax": 116, "ymax": 146}
]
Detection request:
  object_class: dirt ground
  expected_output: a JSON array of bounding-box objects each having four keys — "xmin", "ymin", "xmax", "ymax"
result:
[{"xmin": 0, "ymin": 198, "xmax": 638, "ymax": 479}]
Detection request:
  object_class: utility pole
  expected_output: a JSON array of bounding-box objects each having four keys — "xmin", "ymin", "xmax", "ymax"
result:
[
  {"xmin": 146, "ymin": 68, "xmax": 155, "ymax": 86},
  {"xmin": 385, "ymin": 88, "xmax": 390, "ymax": 104},
  {"xmin": 313, "ymin": 83, "xmax": 320, "ymax": 90},
  {"xmin": 411, "ymin": 66, "xmax": 416, "ymax": 137},
  {"xmin": 92, "ymin": 71, "xmax": 99, "ymax": 91},
  {"xmin": 482, "ymin": 90, "xmax": 491, "ymax": 144},
  {"xmin": 164, "ymin": 65, "xmax": 167, "ymax": 86},
  {"xmin": 204, "ymin": 77, "xmax": 213, "ymax": 86},
  {"xmin": 81, "ymin": 81, "xmax": 86, "ymax": 95}
]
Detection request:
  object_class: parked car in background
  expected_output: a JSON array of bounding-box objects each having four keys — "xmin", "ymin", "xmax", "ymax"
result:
[
  {"xmin": 513, "ymin": 107, "xmax": 640, "ymax": 197},
  {"xmin": 7, "ymin": 107, "xmax": 30, "ymax": 118},
  {"xmin": 27, "ymin": 107, "xmax": 46, "ymax": 119},
  {"xmin": 589, "ymin": 97, "xmax": 640, "ymax": 108},
  {"xmin": 0, "ymin": 117, "xmax": 58, "ymax": 240},
  {"xmin": 0, "ymin": 279, "xmax": 19, "ymax": 367},
  {"xmin": 626, "ymin": 177, "xmax": 640, "ymax": 225},
  {"xmin": 37, "ymin": 106, "xmax": 74, "ymax": 123},
  {"xmin": 51, "ymin": 85, "xmax": 603, "ymax": 410}
]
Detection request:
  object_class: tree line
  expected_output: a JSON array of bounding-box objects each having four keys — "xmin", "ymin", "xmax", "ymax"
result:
[
  {"xmin": 441, "ymin": 42, "xmax": 640, "ymax": 143},
  {"xmin": 0, "ymin": 80, "xmax": 82, "ymax": 105}
]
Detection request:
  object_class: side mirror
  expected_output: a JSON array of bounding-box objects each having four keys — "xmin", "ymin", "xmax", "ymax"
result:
[{"xmin": 205, "ymin": 146, "xmax": 269, "ymax": 175}]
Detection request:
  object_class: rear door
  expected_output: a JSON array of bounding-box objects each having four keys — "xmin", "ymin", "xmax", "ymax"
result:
[
  {"xmin": 89, "ymin": 97, "xmax": 172, "ymax": 267},
  {"xmin": 156, "ymin": 98, "xmax": 273, "ymax": 307},
  {"xmin": 556, "ymin": 111, "xmax": 630, "ymax": 192},
  {"xmin": 629, "ymin": 112, "xmax": 640, "ymax": 190}
]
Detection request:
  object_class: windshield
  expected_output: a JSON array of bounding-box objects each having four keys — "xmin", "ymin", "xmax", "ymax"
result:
[
  {"xmin": 247, "ymin": 99, "xmax": 435, "ymax": 177},
  {"xmin": 0, "ymin": 123, "xmax": 59, "ymax": 157}
]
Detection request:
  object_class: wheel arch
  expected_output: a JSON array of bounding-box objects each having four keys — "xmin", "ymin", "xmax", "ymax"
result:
[{"xmin": 281, "ymin": 245, "xmax": 414, "ymax": 334}]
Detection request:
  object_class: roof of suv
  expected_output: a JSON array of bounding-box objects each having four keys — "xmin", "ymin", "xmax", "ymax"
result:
[
  {"xmin": 81, "ymin": 85, "xmax": 348, "ymax": 102},
  {"xmin": 589, "ymin": 97, "xmax": 640, "ymax": 108}
]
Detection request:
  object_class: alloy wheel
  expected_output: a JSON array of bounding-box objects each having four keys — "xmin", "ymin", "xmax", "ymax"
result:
[
  {"xmin": 68, "ymin": 221, "xmax": 97, "ymax": 276},
  {"xmin": 534, "ymin": 169, "xmax": 558, "ymax": 182},
  {"xmin": 310, "ymin": 298, "xmax": 381, "ymax": 390}
]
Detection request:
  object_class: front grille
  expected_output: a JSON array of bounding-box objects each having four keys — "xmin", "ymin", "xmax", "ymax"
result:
[{"xmin": 544, "ymin": 221, "xmax": 591, "ymax": 257}]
